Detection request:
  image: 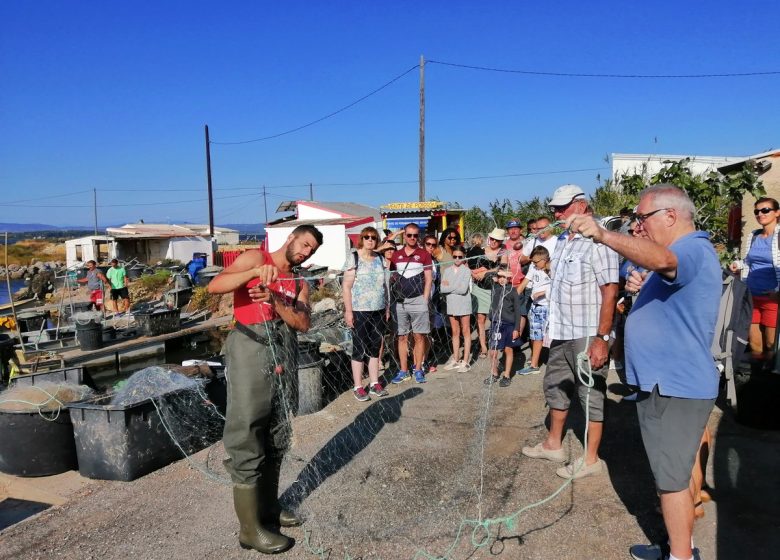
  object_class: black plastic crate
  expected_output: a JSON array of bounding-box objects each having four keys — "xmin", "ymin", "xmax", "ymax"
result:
[
  {"xmin": 135, "ymin": 309, "xmax": 181, "ymax": 337},
  {"xmin": 67, "ymin": 387, "xmax": 212, "ymax": 482},
  {"xmin": 11, "ymin": 366, "xmax": 94, "ymax": 389}
]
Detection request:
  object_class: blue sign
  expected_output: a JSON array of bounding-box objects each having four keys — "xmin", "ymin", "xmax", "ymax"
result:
[{"xmin": 386, "ymin": 217, "xmax": 430, "ymax": 230}]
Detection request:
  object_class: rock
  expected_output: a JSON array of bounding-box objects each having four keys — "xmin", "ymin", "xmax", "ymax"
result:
[
  {"xmin": 10, "ymin": 270, "xmax": 25, "ymax": 280},
  {"xmin": 312, "ymin": 298, "xmax": 337, "ymax": 313}
]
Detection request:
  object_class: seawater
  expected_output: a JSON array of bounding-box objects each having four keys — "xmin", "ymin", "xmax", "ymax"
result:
[{"xmin": 0, "ymin": 279, "xmax": 26, "ymax": 305}]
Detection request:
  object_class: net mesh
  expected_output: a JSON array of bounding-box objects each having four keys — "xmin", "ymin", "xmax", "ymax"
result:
[{"xmin": 135, "ymin": 242, "xmax": 599, "ymax": 558}]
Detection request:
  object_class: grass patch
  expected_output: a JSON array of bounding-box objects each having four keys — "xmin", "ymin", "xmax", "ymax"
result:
[
  {"xmin": 135, "ymin": 269, "xmax": 172, "ymax": 291},
  {"xmin": 4, "ymin": 241, "xmax": 66, "ymax": 266},
  {"xmin": 189, "ymin": 286, "xmax": 221, "ymax": 312}
]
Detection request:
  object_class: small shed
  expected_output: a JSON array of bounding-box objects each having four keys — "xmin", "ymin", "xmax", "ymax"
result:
[
  {"xmin": 65, "ymin": 236, "xmax": 118, "ymax": 268},
  {"xmin": 106, "ymin": 224, "xmax": 224, "ymax": 266},
  {"xmin": 380, "ymin": 201, "xmax": 465, "ymax": 236}
]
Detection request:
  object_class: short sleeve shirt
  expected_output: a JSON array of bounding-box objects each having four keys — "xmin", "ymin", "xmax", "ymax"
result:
[
  {"xmin": 347, "ymin": 254, "xmax": 386, "ymax": 312},
  {"xmin": 547, "ymin": 234, "xmax": 619, "ymax": 340},
  {"xmin": 625, "ymin": 231, "xmax": 721, "ymax": 399},
  {"xmin": 106, "ymin": 267, "xmax": 127, "ymax": 290},
  {"xmin": 523, "ymin": 235, "xmax": 559, "ymax": 276},
  {"xmin": 390, "ymin": 247, "xmax": 432, "ymax": 299},
  {"xmin": 528, "ymin": 268, "xmax": 551, "ymax": 306}
]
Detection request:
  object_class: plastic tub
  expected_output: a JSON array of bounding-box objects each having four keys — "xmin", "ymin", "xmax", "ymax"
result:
[
  {"xmin": 135, "ymin": 309, "xmax": 181, "ymax": 337},
  {"xmin": 17, "ymin": 311, "xmax": 47, "ymax": 333},
  {"xmin": 11, "ymin": 366, "xmax": 92, "ymax": 389},
  {"xmin": 0, "ymin": 408, "xmax": 78, "ymax": 477}
]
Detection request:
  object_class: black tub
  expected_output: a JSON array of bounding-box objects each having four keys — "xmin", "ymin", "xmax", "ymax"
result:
[{"xmin": 0, "ymin": 408, "xmax": 78, "ymax": 477}]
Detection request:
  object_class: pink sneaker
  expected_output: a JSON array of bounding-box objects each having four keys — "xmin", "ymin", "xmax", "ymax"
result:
[{"xmin": 352, "ymin": 387, "xmax": 370, "ymax": 402}]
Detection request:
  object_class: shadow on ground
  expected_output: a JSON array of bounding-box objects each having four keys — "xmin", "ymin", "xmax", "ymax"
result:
[{"xmin": 281, "ymin": 387, "xmax": 423, "ymax": 508}]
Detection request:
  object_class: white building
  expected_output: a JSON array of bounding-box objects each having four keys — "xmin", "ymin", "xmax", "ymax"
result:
[
  {"xmin": 265, "ymin": 201, "xmax": 380, "ymax": 270},
  {"xmin": 65, "ymin": 224, "xmax": 239, "ymax": 269},
  {"xmin": 611, "ymin": 153, "xmax": 745, "ymax": 183}
]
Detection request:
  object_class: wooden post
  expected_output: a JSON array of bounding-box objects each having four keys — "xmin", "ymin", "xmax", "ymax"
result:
[
  {"xmin": 262, "ymin": 185, "xmax": 268, "ymax": 224},
  {"xmin": 205, "ymin": 125, "xmax": 215, "ymax": 238},
  {"xmin": 3, "ymin": 232, "xmax": 26, "ymax": 353},
  {"xmin": 310, "ymin": 182, "xmax": 314, "ymax": 201},
  {"xmin": 418, "ymin": 54, "xmax": 425, "ymax": 202},
  {"xmin": 93, "ymin": 188, "xmax": 98, "ymax": 235}
]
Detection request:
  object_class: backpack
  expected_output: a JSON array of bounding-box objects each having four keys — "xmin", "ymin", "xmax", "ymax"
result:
[{"xmin": 712, "ymin": 271, "xmax": 752, "ymax": 410}]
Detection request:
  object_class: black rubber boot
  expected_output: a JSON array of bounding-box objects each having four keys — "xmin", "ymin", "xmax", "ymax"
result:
[
  {"xmin": 261, "ymin": 460, "xmax": 304, "ymax": 527},
  {"xmin": 233, "ymin": 484, "xmax": 293, "ymax": 554}
]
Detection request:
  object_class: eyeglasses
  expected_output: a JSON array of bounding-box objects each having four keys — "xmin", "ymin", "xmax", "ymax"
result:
[
  {"xmin": 754, "ymin": 207, "xmax": 775, "ymax": 215},
  {"xmin": 634, "ymin": 207, "xmax": 671, "ymax": 225},
  {"xmin": 424, "ymin": 242, "xmax": 437, "ymax": 247},
  {"xmin": 453, "ymin": 255, "xmax": 465, "ymax": 260},
  {"xmin": 362, "ymin": 235, "xmax": 377, "ymax": 240},
  {"xmin": 405, "ymin": 233, "xmax": 419, "ymax": 238}
]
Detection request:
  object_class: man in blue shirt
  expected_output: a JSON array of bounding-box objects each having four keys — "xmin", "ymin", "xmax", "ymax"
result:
[{"xmin": 567, "ymin": 184, "xmax": 720, "ymax": 560}]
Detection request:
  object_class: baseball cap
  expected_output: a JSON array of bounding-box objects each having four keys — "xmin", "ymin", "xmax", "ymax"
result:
[
  {"xmin": 505, "ymin": 220, "xmax": 522, "ymax": 229},
  {"xmin": 549, "ymin": 184, "xmax": 586, "ymax": 207}
]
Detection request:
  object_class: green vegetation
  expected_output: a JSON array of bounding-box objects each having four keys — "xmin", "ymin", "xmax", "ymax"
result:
[
  {"xmin": 4, "ymin": 240, "xmax": 66, "ymax": 266},
  {"xmin": 189, "ymin": 286, "xmax": 222, "ymax": 312},
  {"xmin": 135, "ymin": 269, "xmax": 172, "ymax": 291}
]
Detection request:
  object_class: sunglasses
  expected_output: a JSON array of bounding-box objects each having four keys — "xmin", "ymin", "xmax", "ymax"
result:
[
  {"xmin": 453, "ymin": 255, "xmax": 465, "ymax": 260},
  {"xmin": 634, "ymin": 207, "xmax": 671, "ymax": 224},
  {"xmin": 446, "ymin": 235, "xmax": 457, "ymax": 240},
  {"xmin": 424, "ymin": 242, "xmax": 437, "ymax": 247},
  {"xmin": 488, "ymin": 237, "xmax": 501, "ymax": 243},
  {"xmin": 362, "ymin": 235, "xmax": 377, "ymax": 240},
  {"xmin": 754, "ymin": 207, "xmax": 775, "ymax": 215},
  {"xmin": 405, "ymin": 233, "xmax": 419, "ymax": 238}
]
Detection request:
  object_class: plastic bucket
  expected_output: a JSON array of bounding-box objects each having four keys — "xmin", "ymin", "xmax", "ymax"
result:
[
  {"xmin": 74, "ymin": 312, "xmax": 104, "ymax": 351},
  {"xmin": 0, "ymin": 408, "xmax": 78, "ymax": 477},
  {"xmin": 17, "ymin": 311, "xmax": 47, "ymax": 333}
]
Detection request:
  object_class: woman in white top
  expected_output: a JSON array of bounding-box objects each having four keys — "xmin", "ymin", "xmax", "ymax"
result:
[{"xmin": 440, "ymin": 245, "xmax": 473, "ymax": 372}]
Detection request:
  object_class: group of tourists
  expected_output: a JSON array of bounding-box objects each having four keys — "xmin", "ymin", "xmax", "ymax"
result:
[{"xmin": 207, "ymin": 182, "xmax": 776, "ymax": 560}]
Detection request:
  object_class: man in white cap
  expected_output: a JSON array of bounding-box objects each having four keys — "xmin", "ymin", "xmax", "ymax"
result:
[{"xmin": 521, "ymin": 184, "xmax": 619, "ymax": 480}]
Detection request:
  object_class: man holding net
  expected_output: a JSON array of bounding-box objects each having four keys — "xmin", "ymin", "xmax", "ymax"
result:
[
  {"xmin": 521, "ymin": 184, "xmax": 619, "ymax": 480},
  {"xmin": 208, "ymin": 224, "xmax": 322, "ymax": 554},
  {"xmin": 567, "ymin": 184, "xmax": 719, "ymax": 560}
]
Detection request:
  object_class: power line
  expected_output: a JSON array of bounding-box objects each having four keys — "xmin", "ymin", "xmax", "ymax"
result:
[
  {"xmin": 6, "ymin": 189, "xmax": 92, "ymax": 205},
  {"xmin": 427, "ymin": 59, "xmax": 780, "ymax": 78},
  {"xmin": 209, "ymin": 64, "xmax": 420, "ymax": 145},
  {"xmin": 5, "ymin": 192, "xmax": 261, "ymax": 209}
]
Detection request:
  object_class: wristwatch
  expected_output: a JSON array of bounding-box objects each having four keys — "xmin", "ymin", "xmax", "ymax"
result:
[{"xmin": 596, "ymin": 333, "xmax": 610, "ymax": 342}]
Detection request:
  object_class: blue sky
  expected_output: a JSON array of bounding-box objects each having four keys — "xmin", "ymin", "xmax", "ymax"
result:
[{"xmin": 2, "ymin": 1, "xmax": 778, "ymax": 226}]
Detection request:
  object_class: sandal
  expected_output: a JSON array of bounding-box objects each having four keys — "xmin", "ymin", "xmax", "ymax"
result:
[
  {"xmin": 694, "ymin": 501, "xmax": 705, "ymax": 520},
  {"xmin": 483, "ymin": 375, "xmax": 500, "ymax": 385},
  {"xmin": 478, "ymin": 352, "xmax": 488, "ymax": 359}
]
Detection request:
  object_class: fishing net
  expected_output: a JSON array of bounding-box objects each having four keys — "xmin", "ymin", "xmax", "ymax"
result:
[
  {"xmin": 0, "ymin": 382, "xmax": 94, "ymax": 416},
  {"xmin": 142, "ymin": 235, "xmax": 600, "ymax": 558}
]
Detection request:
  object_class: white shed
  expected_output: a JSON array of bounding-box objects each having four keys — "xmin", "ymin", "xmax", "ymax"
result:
[{"xmin": 65, "ymin": 236, "xmax": 118, "ymax": 269}]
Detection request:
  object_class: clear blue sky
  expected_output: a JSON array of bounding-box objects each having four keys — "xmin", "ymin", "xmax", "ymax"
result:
[{"xmin": 2, "ymin": 1, "xmax": 778, "ymax": 227}]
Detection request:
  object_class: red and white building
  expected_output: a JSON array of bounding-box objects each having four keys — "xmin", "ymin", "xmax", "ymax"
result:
[{"xmin": 265, "ymin": 201, "xmax": 381, "ymax": 270}]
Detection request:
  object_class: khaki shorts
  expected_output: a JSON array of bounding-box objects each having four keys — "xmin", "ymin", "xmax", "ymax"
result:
[{"xmin": 543, "ymin": 338, "xmax": 608, "ymax": 422}]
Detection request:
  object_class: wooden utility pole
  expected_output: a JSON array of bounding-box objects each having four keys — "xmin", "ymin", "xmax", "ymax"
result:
[
  {"xmin": 262, "ymin": 185, "xmax": 268, "ymax": 224},
  {"xmin": 418, "ymin": 54, "xmax": 425, "ymax": 202},
  {"xmin": 205, "ymin": 125, "xmax": 215, "ymax": 237},
  {"xmin": 309, "ymin": 182, "xmax": 314, "ymax": 201},
  {"xmin": 93, "ymin": 188, "xmax": 98, "ymax": 235}
]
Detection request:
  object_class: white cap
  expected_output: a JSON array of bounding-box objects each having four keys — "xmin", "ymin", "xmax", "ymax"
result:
[
  {"xmin": 487, "ymin": 228, "xmax": 506, "ymax": 241},
  {"xmin": 549, "ymin": 184, "xmax": 586, "ymax": 207}
]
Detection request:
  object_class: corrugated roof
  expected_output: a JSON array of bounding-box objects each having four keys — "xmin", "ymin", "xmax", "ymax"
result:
[
  {"xmin": 294, "ymin": 201, "xmax": 381, "ymax": 221},
  {"xmin": 265, "ymin": 217, "xmax": 371, "ymax": 228},
  {"xmin": 106, "ymin": 223, "xmax": 237, "ymax": 238}
]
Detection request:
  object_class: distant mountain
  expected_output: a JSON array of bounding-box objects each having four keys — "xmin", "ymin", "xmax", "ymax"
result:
[{"xmin": 0, "ymin": 223, "xmax": 93, "ymax": 233}]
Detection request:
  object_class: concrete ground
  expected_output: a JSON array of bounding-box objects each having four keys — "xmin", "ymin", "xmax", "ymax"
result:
[{"xmin": 1, "ymin": 348, "xmax": 778, "ymax": 560}]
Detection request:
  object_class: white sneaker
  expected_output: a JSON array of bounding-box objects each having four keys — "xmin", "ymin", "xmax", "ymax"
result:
[
  {"xmin": 443, "ymin": 358, "xmax": 461, "ymax": 371},
  {"xmin": 556, "ymin": 457, "xmax": 605, "ymax": 480},
  {"xmin": 456, "ymin": 362, "xmax": 471, "ymax": 373}
]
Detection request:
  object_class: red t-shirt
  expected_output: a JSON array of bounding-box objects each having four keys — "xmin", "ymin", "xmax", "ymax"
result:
[
  {"xmin": 390, "ymin": 246, "xmax": 432, "ymax": 299},
  {"xmin": 233, "ymin": 250, "xmax": 298, "ymax": 325}
]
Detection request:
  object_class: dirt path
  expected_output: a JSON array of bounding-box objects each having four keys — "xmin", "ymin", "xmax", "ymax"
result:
[{"xmin": 1, "ymin": 352, "xmax": 777, "ymax": 559}]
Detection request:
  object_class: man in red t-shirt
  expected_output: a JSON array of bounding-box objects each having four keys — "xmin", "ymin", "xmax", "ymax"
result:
[
  {"xmin": 389, "ymin": 222, "xmax": 433, "ymax": 384},
  {"xmin": 504, "ymin": 220, "xmax": 526, "ymax": 288}
]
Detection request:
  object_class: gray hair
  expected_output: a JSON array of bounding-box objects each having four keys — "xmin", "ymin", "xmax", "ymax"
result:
[{"xmin": 639, "ymin": 183, "xmax": 695, "ymax": 222}]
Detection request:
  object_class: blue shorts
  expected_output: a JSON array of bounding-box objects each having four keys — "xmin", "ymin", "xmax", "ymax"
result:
[
  {"xmin": 529, "ymin": 304, "xmax": 548, "ymax": 341},
  {"xmin": 489, "ymin": 321, "xmax": 515, "ymax": 351}
]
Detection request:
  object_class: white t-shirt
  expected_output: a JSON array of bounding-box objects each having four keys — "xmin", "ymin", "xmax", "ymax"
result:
[
  {"xmin": 522, "ymin": 235, "xmax": 559, "ymax": 275},
  {"xmin": 528, "ymin": 268, "xmax": 551, "ymax": 306}
]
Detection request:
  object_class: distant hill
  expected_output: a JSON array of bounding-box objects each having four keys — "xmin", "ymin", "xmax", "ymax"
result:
[
  {"xmin": 1, "ymin": 222, "xmax": 265, "ymax": 234},
  {"xmin": 223, "ymin": 223, "xmax": 266, "ymax": 234},
  {"xmin": 0, "ymin": 222, "xmax": 73, "ymax": 232}
]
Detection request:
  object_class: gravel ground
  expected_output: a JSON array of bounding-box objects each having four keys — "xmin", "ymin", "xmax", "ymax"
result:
[{"xmin": 1, "ymin": 350, "xmax": 778, "ymax": 560}]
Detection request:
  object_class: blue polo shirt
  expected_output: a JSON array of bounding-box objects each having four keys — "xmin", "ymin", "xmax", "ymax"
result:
[{"xmin": 625, "ymin": 231, "xmax": 721, "ymax": 399}]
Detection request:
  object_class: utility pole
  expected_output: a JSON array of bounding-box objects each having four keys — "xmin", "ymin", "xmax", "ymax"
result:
[
  {"xmin": 262, "ymin": 185, "xmax": 268, "ymax": 225},
  {"xmin": 418, "ymin": 54, "xmax": 425, "ymax": 202},
  {"xmin": 309, "ymin": 182, "xmax": 314, "ymax": 201},
  {"xmin": 205, "ymin": 125, "xmax": 215, "ymax": 237},
  {"xmin": 93, "ymin": 188, "xmax": 98, "ymax": 234}
]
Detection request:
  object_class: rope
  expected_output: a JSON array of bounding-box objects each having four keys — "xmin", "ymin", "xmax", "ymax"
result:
[{"xmin": 0, "ymin": 385, "xmax": 68, "ymax": 421}]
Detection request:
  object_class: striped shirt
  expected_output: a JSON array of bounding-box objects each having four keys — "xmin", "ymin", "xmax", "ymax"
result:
[{"xmin": 547, "ymin": 233, "xmax": 619, "ymax": 340}]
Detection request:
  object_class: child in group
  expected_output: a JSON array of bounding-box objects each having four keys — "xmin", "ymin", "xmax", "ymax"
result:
[
  {"xmin": 516, "ymin": 245, "xmax": 551, "ymax": 375},
  {"xmin": 484, "ymin": 267, "xmax": 523, "ymax": 387},
  {"xmin": 440, "ymin": 245, "xmax": 473, "ymax": 372}
]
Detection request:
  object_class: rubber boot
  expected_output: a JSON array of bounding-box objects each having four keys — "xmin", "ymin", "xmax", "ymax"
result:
[
  {"xmin": 233, "ymin": 484, "xmax": 293, "ymax": 554},
  {"xmin": 261, "ymin": 460, "xmax": 304, "ymax": 527}
]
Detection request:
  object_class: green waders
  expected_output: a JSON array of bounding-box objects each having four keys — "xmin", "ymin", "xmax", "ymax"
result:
[{"xmin": 223, "ymin": 320, "xmax": 300, "ymax": 553}]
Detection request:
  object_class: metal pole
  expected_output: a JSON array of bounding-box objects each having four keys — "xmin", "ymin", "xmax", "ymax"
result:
[
  {"xmin": 418, "ymin": 54, "xmax": 425, "ymax": 202},
  {"xmin": 4, "ymin": 232, "xmax": 26, "ymax": 352},
  {"xmin": 93, "ymin": 188, "xmax": 98, "ymax": 235},
  {"xmin": 205, "ymin": 125, "xmax": 215, "ymax": 237},
  {"xmin": 262, "ymin": 185, "xmax": 268, "ymax": 225}
]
